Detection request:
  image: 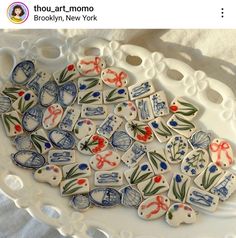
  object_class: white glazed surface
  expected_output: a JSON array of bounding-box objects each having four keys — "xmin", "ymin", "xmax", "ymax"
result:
[{"xmin": 0, "ymin": 37, "xmax": 236, "ymax": 238}]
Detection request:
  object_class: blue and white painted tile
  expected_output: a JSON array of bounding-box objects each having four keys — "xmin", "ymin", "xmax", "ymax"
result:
[
  {"xmin": 58, "ymin": 81, "xmax": 78, "ymax": 107},
  {"xmin": 0, "ymin": 95, "xmax": 11, "ymax": 114},
  {"xmin": 136, "ymin": 97, "xmax": 154, "ymax": 122},
  {"xmin": 81, "ymin": 104, "xmax": 108, "ymax": 120},
  {"xmin": 119, "ymin": 186, "xmax": 142, "ymax": 208},
  {"xmin": 48, "ymin": 150, "xmax": 76, "ymax": 165},
  {"xmin": 70, "ymin": 194, "xmax": 91, "ymax": 212},
  {"xmin": 94, "ymin": 171, "xmax": 123, "ymax": 187},
  {"xmin": 188, "ymin": 130, "xmax": 211, "ymax": 149},
  {"xmin": 13, "ymin": 134, "xmax": 32, "ymax": 150},
  {"xmin": 110, "ymin": 130, "xmax": 133, "ymax": 152},
  {"xmin": 150, "ymin": 91, "xmax": 169, "ymax": 117},
  {"xmin": 39, "ymin": 80, "xmax": 58, "ymax": 107}
]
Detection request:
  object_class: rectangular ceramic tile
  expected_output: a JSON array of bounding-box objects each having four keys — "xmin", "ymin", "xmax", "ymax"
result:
[
  {"xmin": 78, "ymin": 77, "xmax": 103, "ymax": 91},
  {"xmin": 48, "ymin": 150, "xmax": 76, "ymax": 165},
  {"xmin": 135, "ymin": 97, "xmax": 154, "ymax": 122},
  {"xmin": 94, "ymin": 171, "xmax": 123, "ymax": 187},
  {"xmin": 150, "ymin": 91, "xmax": 169, "ymax": 117},
  {"xmin": 168, "ymin": 173, "xmax": 191, "ymax": 202},
  {"xmin": 128, "ymin": 80, "xmax": 155, "ymax": 100},
  {"xmin": 81, "ymin": 104, "xmax": 108, "ymax": 120},
  {"xmin": 78, "ymin": 90, "xmax": 103, "ymax": 104},
  {"xmin": 60, "ymin": 177, "xmax": 89, "ymax": 196},
  {"xmin": 62, "ymin": 162, "xmax": 91, "ymax": 179},
  {"xmin": 2, "ymin": 84, "xmax": 26, "ymax": 102},
  {"xmin": 137, "ymin": 175, "xmax": 169, "ymax": 198},
  {"xmin": 97, "ymin": 113, "xmax": 123, "ymax": 139},
  {"xmin": 186, "ymin": 186, "xmax": 219, "ymax": 212},
  {"xmin": 103, "ymin": 87, "xmax": 129, "ymax": 104},
  {"xmin": 194, "ymin": 162, "xmax": 224, "ymax": 191},
  {"xmin": 148, "ymin": 117, "xmax": 172, "ymax": 143},
  {"xmin": 121, "ymin": 141, "xmax": 147, "ymax": 168}
]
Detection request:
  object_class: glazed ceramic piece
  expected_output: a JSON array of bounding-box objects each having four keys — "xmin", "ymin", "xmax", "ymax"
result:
[
  {"xmin": 60, "ymin": 178, "xmax": 89, "ymax": 197},
  {"xmin": 150, "ymin": 91, "xmax": 169, "ymax": 117},
  {"xmin": 167, "ymin": 114, "xmax": 196, "ymax": 138},
  {"xmin": 77, "ymin": 56, "xmax": 106, "ymax": 76},
  {"xmin": 121, "ymin": 141, "xmax": 147, "ymax": 168},
  {"xmin": 34, "ymin": 165, "xmax": 62, "ymax": 187},
  {"xmin": 181, "ymin": 149, "xmax": 209, "ymax": 176},
  {"xmin": 138, "ymin": 195, "xmax": 170, "ymax": 220},
  {"xmin": 73, "ymin": 118, "xmax": 96, "ymax": 140},
  {"xmin": 2, "ymin": 84, "xmax": 26, "ymax": 102},
  {"xmin": 58, "ymin": 81, "xmax": 78, "ymax": 107},
  {"xmin": 114, "ymin": 101, "xmax": 137, "ymax": 121},
  {"xmin": 101, "ymin": 67, "xmax": 129, "ymax": 88},
  {"xmin": 165, "ymin": 203, "xmax": 197, "ymax": 227},
  {"xmin": 97, "ymin": 113, "xmax": 123, "ymax": 139},
  {"xmin": 136, "ymin": 97, "xmax": 154, "ymax": 122},
  {"xmin": 78, "ymin": 77, "xmax": 103, "ymax": 91},
  {"xmin": 90, "ymin": 150, "xmax": 120, "ymax": 171},
  {"xmin": 94, "ymin": 171, "xmax": 123, "ymax": 187},
  {"xmin": 128, "ymin": 80, "xmax": 155, "ymax": 100},
  {"xmin": 39, "ymin": 80, "xmax": 58, "ymax": 107},
  {"xmin": 48, "ymin": 150, "xmax": 76, "ymax": 165},
  {"xmin": 186, "ymin": 186, "xmax": 219, "ymax": 212},
  {"xmin": 194, "ymin": 162, "xmax": 224, "ymax": 191},
  {"xmin": 11, "ymin": 150, "xmax": 46, "ymax": 169},
  {"xmin": 81, "ymin": 104, "xmax": 108, "ymax": 120},
  {"xmin": 13, "ymin": 134, "xmax": 32, "ymax": 150},
  {"xmin": 124, "ymin": 162, "xmax": 154, "ymax": 185},
  {"xmin": 2, "ymin": 111, "xmax": 23, "ymax": 137},
  {"xmin": 42, "ymin": 103, "xmax": 64, "ymax": 130},
  {"xmin": 125, "ymin": 120, "xmax": 154, "ymax": 143},
  {"xmin": 31, "ymin": 128, "xmax": 53, "ymax": 154},
  {"xmin": 188, "ymin": 130, "xmax": 211, "ymax": 149},
  {"xmin": 169, "ymin": 97, "xmax": 199, "ymax": 121},
  {"xmin": 209, "ymin": 138, "xmax": 234, "ymax": 169},
  {"xmin": 103, "ymin": 87, "xmax": 129, "ymax": 104},
  {"xmin": 78, "ymin": 90, "xmax": 103, "ymax": 104},
  {"xmin": 137, "ymin": 175, "xmax": 169, "ymax": 198},
  {"xmin": 70, "ymin": 194, "xmax": 91, "ymax": 212},
  {"xmin": 148, "ymin": 117, "xmax": 172, "ymax": 143},
  {"xmin": 165, "ymin": 135, "xmax": 188, "ymax": 164},
  {"xmin": 0, "ymin": 96, "xmax": 11, "ymax": 114},
  {"xmin": 147, "ymin": 149, "xmax": 171, "ymax": 174},
  {"xmin": 62, "ymin": 162, "xmax": 91, "ymax": 180},
  {"xmin": 110, "ymin": 130, "xmax": 133, "ymax": 151}
]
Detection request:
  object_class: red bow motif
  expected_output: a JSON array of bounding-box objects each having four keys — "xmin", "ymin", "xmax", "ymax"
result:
[
  {"xmin": 96, "ymin": 151, "xmax": 116, "ymax": 169},
  {"xmin": 80, "ymin": 57, "xmax": 102, "ymax": 75},
  {"xmin": 43, "ymin": 105, "xmax": 62, "ymax": 125},
  {"xmin": 103, "ymin": 69, "xmax": 127, "ymax": 87}
]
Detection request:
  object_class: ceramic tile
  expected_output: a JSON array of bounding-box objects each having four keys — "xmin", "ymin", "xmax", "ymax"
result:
[
  {"xmin": 81, "ymin": 104, "xmax": 108, "ymax": 120},
  {"xmin": 114, "ymin": 101, "xmax": 137, "ymax": 121},
  {"xmin": 62, "ymin": 162, "xmax": 91, "ymax": 179},
  {"xmin": 48, "ymin": 150, "xmax": 76, "ymax": 165},
  {"xmin": 150, "ymin": 91, "xmax": 169, "ymax": 117},
  {"xmin": 60, "ymin": 178, "xmax": 89, "ymax": 196},
  {"xmin": 136, "ymin": 97, "xmax": 154, "ymax": 122},
  {"xmin": 78, "ymin": 90, "xmax": 103, "ymax": 104},
  {"xmin": 94, "ymin": 171, "xmax": 123, "ymax": 186},
  {"xmin": 103, "ymin": 87, "xmax": 129, "ymax": 104}
]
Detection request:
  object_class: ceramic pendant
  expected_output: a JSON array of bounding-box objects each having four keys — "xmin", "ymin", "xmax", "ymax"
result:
[
  {"xmin": 78, "ymin": 90, "xmax": 103, "ymax": 104},
  {"xmin": 53, "ymin": 64, "xmax": 79, "ymax": 85},
  {"xmin": 11, "ymin": 150, "xmax": 46, "ymax": 169},
  {"xmin": 125, "ymin": 120, "xmax": 154, "ymax": 143},
  {"xmin": 209, "ymin": 138, "xmax": 233, "ymax": 169},
  {"xmin": 211, "ymin": 171, "xmax": 236, "ymax": 201},
  {"xmin": 34, "ymin": 165, "xmax": 62, "ymax": 186},
  {"xmin": 194, "ymin": 162, "xmax": 224, "ymax": 191},
  {"xmin": 22, "ymin": 105, "xmax": 43, "ymax": 132},
  {"xmin": 103, "ymin": 87, "xmax": 129, "ymax": 104},
  {"xmin": 12, "ymin": 90, "xmax": 37, "ymax": 114},
  {"xmin": 150, "ymin": 91, "xmax": 169, "ymax": 117},
  {"xmin": 168, "ymin": 173, "xmax": 191, "ymax": 203},
  {"xmin": 13, "ymin": 134, "xmax": 32, "ymax": 150},
  {"xmin": 0, "ymin": 96, "xmax": 11, "ymax": 114},
  {"xmin": 31, "ymin": 129, "xmax": 53, "ymax": 154},
  {"xmin": 147, "ymin": 149, "xmax": 171, "ymax": 174},
  {"xmin": 121, "ymin": 141, "xmax": 147, "ymax": 168},
  {"xmin": 62, "ymin": 162, "xmax": 91, "ymax": 179},
  {"xmin": 181, "ymin": 149, "xmax": 209, "ymax": 176},
  {"xmin": 2, "ymin": 111, "xmax": 23, "ymax": 137},
  {"xmin": 97, "ymin": 113, "xmax": 123, "ymax": 139},
  {"xmin": 94, "ymin": 171, "xmax": 123, "ymax": 186},
  {"xmin": 137, "ymin": 175, "xmax": 169, "ymax": 198},
  {"xmin": 165, "ymin": 203, "xmax": 197, "ymax": 227},
  {"xmin": 48, "ymin": 129, "xmax": 75, "ymax": 149},
  {"xmin": 42, "ymin": 104, "xmax": 63, "ymax": 130},
  {"xmin": 101, "ymin": 67, "xmax": 129, "ymax": 88},
  {"xmin": 58, "ymin": 107, "xmax": 80, "ymax": 131},
  {"xmin": 48, "ymin": 150, "xmax": 75, "ymax": 165},
  {"xmin": 169, "ymin": 97, "xmax": 199, "ymax": 121},
  {"xmin": 2, "ymin": 84, "xmax": 26, "ymax": 102},
  {"xmin": 81, "ymin": 104, "xmax": 108, "ymax": 120},
  {"xmin": 165, "ymin": 135, "xmax": 188, "ymax": 164},
  {"xmin": 60, "ymin": 178, "xmax": 89, "ymax": 197},
  {"xmin": 73, "ymin": 118, "xmax": 96, "ymax": 140},
  {"xmin": 78, "ymin": 77, "xmax": 103, "ymax": 91},
  {"xmin": 39, "ymin": 80, "xmax": 58, "ymax": 107},
  {"xmin": 11, "ymin": 60, "xmax": 35, "ymax": 85},
  {"xmin": 148, "ymin": 117, "xmax": 172, "ymax": 143},
  {"xmin": 119, "ymin": 186, "xmax": 142, "ymax": 208},
  {"xmin": 88, "ymin": 187, "xmax": 121, "ymax": 208},
  {"xmin": 110, "ymin": 130, "xmax": 133, "ymax": 151},
  {"xmin": 188, "ymin": 130, "xmax": 211, "ymax": 149},
  {"xmin": 70, "ymin": 194, "xmax": 91, "ymax": 212},
  {"xmin": 136, "ymin": 97, "xmax": 154, "ymax": 122},
  {"xmin": 77, "ymin": 134, "xmax": 108, "ymax": 155},
  {"xmin": 114, "ymin": 101, "xmax": 137, "ymax": 121},
  {"xmin": 124, "ymin": 162, "xmax": 154, "ymax": 185},
  {"xmin": 90, "ymin": 150, "xmax": 120, "ymax": 171},
  {"xmin": 58, "ymin": 81, "xmax": 78, "ymax": 107},
  {"xmin": 186, "ymin": 186, "xmax": 219, "ymax": 212},
  {"xmin": 77, "ymin": 56, "xmax": 106, "ymax": 76},
  {"xmin": 167, "ymin": 115, "xmax": 196, "ymax": 138},
  {"xmin": 138, "ymin": 195, "xmax": 170, "ymax": 220},
  {"xmin": 128, "ymin": 80, "xmax": 155, "ymax": 100}
]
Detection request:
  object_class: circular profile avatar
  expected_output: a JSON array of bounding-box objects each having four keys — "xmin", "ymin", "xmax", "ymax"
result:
[{"xmin": 7, "ymin": 2, "xmax": 29, "ymax": 24}]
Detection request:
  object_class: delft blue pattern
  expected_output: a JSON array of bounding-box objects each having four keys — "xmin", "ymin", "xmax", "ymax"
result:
[
  {"xmin": 58, "ymin": 81, "xmax": 77, "ymax": 107},
  {"xmin": 110, "ymin": 131, "xmax": 133, "ymax": 151},
  {"xmin": 137, "ymin": 99, "xmax": 151, "ymax": 120},
  {"xmin": 59, "ymin": 109, "xmax": 74, "ymax": 130},
  {"xmin": 132, "ymin": 82, "xmax": 151, "ymax": 98},
  {"xmin": 13, "ymin": 135, "xmax": 32, "ymax": 150},
  {"xmin": 151, "ymin": 94, "xmax": 168, "ymax": 116},
  {"xmin": 50, "ymin": 151, "xmax": 73, "ymax": 163},
  {"xmin": 97, "ymin": 115, "xmax": 114, "ymax": 135},
  {"xmin": 84, "ymin": 106, "xmax": 105, "ymax": 116},
  {"xmin": 27, "ymin": 71, "xmax": 47, "ymax": 95},
  {"xmin": 119, "ymin": 186, "xmax": 142, "ymax": 207},
  {"xmin": 129, "ymin": 143, "xmax": 146, "ymax": 166},
  {"xmin": 189, "ymin": 131, "xmax": 211, "ymax": 149},
  {"xmin": 39, "ymin": 81, "xmax": 58, "ymax": 106},
  {"xmin": 97, "ymin": 172, "xmax": 120, "ymax": 184},
  {"xmin": 0, "ymin": 96, "xmax": 11, "ymax": 114},
  {"xmin": 189, "ymin": 190, "xmax": 213, "ymax": 207},
  {"xmin": 70, "ymin": 194, "xmax": 91, "ymax": 211}
]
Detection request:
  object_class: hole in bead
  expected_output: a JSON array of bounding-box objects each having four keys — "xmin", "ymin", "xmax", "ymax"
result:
[
  {"xmin": 166, "ymin": 69, "xmax": 184, "ymax": 81},
  {"xmin": 4, "ymin": 174, "xmax": 23, "ymax": 191},
  {"xmin": 84, "ymin": 48, "xmax": 100, "ymax": 56},
  {"xmin": 126, "ymin": 55, "xmax": 142, "ymax": 66},
  {"xmin": 41, "ymin": 204, "xmax": 61, "ymax": 219}
]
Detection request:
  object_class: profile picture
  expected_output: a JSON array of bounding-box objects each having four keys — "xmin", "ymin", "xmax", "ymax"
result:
[{"xmin": 7, "ymin": 2, "xmax": 29, "ymax": 24}]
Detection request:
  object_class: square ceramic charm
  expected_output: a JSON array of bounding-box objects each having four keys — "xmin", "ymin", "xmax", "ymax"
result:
[
  {"xmin": 78, "ymin": 77, "xmax": 103, "ymax": 91},
  {"xmin": 81, "ymin": 104, "xmax": 108, "ymax": 120},
  {"xmin": 62, "ymin": 162, "xmax": 91, "ymax": 180},
  {"xmin": 48, "ymin": 150, "xmax": 76, "ymax": 165},
  {"xmin": 94, "ymin": 171, "xmax": 123, "ymax": 187},
  {"xmin": 103, "ymin": 88, "xmax": 129, "ymax": 104},
  {"xmin": 78, "ymin": 90, "xmax": 103, "ymax": 104},
  {"xmin": 135, "ymin": 97, "xmax": 154, "ymax": 122},
  {"xmin": 150, "ymin": 91, "xmax": 169, "ymax": 117}
]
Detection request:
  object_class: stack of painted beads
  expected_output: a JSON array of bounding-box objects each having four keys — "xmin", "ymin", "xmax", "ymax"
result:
[{"xmin": 0, "ymin": 56, "xmax": 235, "ymax": 228}]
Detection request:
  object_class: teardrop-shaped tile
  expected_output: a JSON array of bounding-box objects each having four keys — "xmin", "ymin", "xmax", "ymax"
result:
[{"xmin": 114, "ymin": 101, "xmax": 137, "ymax": 121}]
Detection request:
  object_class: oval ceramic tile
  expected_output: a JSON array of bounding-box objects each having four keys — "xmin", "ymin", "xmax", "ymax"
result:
[
  {"xmin": 0, "ymin": 96, "xmax": 11, "ymax": 114},
  {"xmin": 58, "ymin": 81, "xmax": 77, "ymax": 107},
  {"xmin": 73, "ymin": 118, "xmax": 96, "ymax": 140},
  {"xmin": 114, "ymin": 101, "xmax": 137, "ymax": 121},
  {"xmin": 39, "ymin": 80, "xmax": 58, "ymax": 107}
]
